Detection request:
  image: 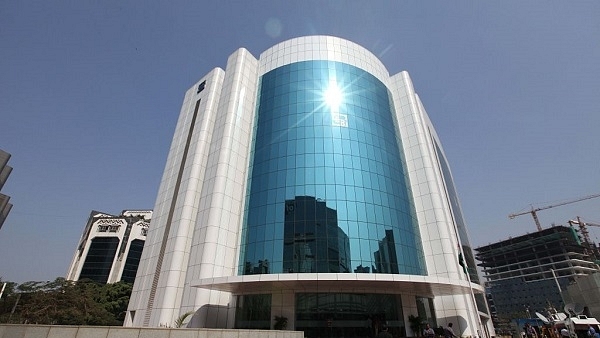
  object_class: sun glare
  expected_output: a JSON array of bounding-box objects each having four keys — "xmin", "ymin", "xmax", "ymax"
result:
[{"xmin": 324, "ymin": 82, "xmax": 343, "ymax": 111}]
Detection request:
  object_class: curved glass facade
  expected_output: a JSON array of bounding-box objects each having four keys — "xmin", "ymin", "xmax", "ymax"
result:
[{"xmin": 239, "ymin": 60, "xmax": 425, "ymax": 275}]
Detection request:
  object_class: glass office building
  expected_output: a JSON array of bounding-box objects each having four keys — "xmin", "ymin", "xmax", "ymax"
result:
[
  {"xmin": 242, "ymin": 60, "xmax": 425, "ymax": 277},
  {"xmin": 126, "ymin": 36, "xmax": 493, "ymax": 337}
]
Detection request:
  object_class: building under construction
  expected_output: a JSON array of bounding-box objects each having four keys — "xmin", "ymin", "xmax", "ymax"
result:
[{"xmin": 475, "ymin": 226, "xmax": 600, "ymax": 327}]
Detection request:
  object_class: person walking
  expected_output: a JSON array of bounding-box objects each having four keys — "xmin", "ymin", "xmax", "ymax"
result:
[
  {"xmin": 525, "ymin": 323, "xmax": 537, "ymax": 338},
  {"xmin": 588, "ymin": 325, "xmax": 600, "ymax": 338},
  {"xmin": 424, "ymin": 323, "xmax": 436, "ymax": 338},
  {"xmin": 445, "ymin": 323, "xmax": 458, "ymax": 338}
]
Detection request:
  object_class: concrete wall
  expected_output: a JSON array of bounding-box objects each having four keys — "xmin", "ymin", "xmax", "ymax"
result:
[{"xmin": 0, "ymin": 325, "xmax": 303, "ymax": 338}]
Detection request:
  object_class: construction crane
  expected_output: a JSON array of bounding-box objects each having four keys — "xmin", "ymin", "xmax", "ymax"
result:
[
  {"xmin": 508, "ymin": 193, "xmax": 600, "ymax": 231},
  {"xmin": 568, "ymin": 216, "xmax": 600, "ymax": 247}
]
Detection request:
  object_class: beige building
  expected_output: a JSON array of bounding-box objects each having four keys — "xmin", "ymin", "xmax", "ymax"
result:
[{"xmin": 564, "ymin": 272, "xmax": 600, "ymax": 318}]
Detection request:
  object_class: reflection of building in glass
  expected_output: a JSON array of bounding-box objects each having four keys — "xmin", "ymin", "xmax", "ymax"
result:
[
  {"xmin": 282, "ymin": 196, "xmax": 350, "ymax": 273},
  {"xmin": 374, "ymin": 230, "xmax": 399, "ymax": 274},
  {"xmin": 66, "ymin": 210, "xmax": 152, "ymax": 284},
  {"xmin": 244, "ymin": 259, "xmax": 270, "ymax": 275},
  {"xmin": 126, "ymin": 36, "xmax": 493, "ymax": 337}
]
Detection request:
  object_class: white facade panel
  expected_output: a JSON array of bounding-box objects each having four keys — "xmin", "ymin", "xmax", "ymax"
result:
[{"xmin": 125, "ymin": 36, "xmax": 493, "ymax": 337}]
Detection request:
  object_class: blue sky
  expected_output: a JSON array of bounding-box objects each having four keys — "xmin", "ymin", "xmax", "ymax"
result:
[{"xmin": 1, "ymin": 1, "xmax": 599, "ymax": 283}]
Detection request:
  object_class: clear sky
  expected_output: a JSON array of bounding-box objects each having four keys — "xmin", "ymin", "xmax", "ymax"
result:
[{"xmin": 1, "ymin": 1, "xmax": 599, "ymax": 283}]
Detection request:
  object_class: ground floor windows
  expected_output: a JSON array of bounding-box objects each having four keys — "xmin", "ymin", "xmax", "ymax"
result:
[
  {"xmin": 232, "ymin": 292, "xmax": 437, "ymax": 337},
  {"xmin": 296, "ymin": 293, "xmax": 404, "ymax": 337},
  {"xmin": 235, "ymin": 294, "xmax": 272, "ymax": 329}
]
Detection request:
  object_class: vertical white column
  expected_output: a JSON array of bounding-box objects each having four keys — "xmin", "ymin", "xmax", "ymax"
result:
[
  {"xmin": 182, "ymin": 48, "xmax": 259, "ymax": 327},
  {"xmin": 126, "ymin": 68, "xmax": 225, "ymax": 327},
  {"xmin": 390, "ymin": 71, "xmax": 478, "ymax": 336}
]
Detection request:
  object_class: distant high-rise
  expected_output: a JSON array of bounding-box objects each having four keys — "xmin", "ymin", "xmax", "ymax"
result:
[
  {"xmin": 67, "ymin": 210, "xmax": 152, "ymax": 284},
  {"xmin": 126, "ymin": 36, "xmax": 492, "ymax": 337},
  {"xmin": 0, "ymin": 149, "xmax": 13, "ymax": 230},
  {"xmin": 476, "ymin": 226, "xmax": 600, "ymax": 327}
]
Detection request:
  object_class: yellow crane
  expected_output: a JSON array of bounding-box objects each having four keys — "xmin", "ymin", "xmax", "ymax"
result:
[{"xmin": 508, "ymin": 193, "xmax": 600, "ymax": 231}]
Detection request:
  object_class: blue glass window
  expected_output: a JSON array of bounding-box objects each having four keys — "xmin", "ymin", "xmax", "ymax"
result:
[{"xmin": 239, "ymin": 61, "xmax": 425, "ymax": 275}]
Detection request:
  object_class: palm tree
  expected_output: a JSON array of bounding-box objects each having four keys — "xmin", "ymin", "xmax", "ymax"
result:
[{"xmin": 174, "ymin": 311, "xmax": 195, "ymax": 328}]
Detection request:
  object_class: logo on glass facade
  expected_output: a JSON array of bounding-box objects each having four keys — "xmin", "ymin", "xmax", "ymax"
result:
[{"xmin": 332, "ymin": 113, "xmax": 348, "ymax": 127}]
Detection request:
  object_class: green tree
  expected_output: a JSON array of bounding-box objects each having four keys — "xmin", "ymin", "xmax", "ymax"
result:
[
  {"xmin": 0, "ymin": 278, "xmax": 133, "ymax": 325},
  {"xmin": 0, "ymin": 278, "xmax": 18, "ymax": 323},
  {"xmin": 98, "ymin": 281, "xmax": 133, "ymax": 323}
]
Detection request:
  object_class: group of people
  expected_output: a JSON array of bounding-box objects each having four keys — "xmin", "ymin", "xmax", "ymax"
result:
[
  {"xmin": 524, "ymin": 322, "xmax": 566, "ymax": 338},
  {"xmin": 375, "ymin": 321, "xmax": 457, "ymax": 338},
  {"xmin": 523, "ymin": 322, "xmax": 600, "ymax": 338},
  {"xmin": 421, "ymin": 322, "xmax": 458, "ymax": 338}
]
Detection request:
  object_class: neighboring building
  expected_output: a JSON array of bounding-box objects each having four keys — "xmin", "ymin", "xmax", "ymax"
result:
[
  {"xmin": 67, "ymin": 210, "xmax": 152, "ymax": 284},
  {"xmin": 475, "ymin": 226, "xmax": 600, "ymax": 325},
  {"xmin": 126, "ymin": 36, "xmax": 492, "ymax": 337},
  {"xmin": 563, "ymin": 272, "xmax": 600, "ymax": 319},
  {"xmin": 0, "ymin": 149, "xmax": 13, "ymax": 230}
]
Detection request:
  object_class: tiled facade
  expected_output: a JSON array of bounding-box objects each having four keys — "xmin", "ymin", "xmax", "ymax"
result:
[{"xmin": 126, "ymin": 36, "xmax": 493, "ymax": 337}]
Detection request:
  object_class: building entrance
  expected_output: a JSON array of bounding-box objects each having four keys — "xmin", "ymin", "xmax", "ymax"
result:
[{"xmin": 295, "ymin": 293, "xmax": 404, "ymax": 338}]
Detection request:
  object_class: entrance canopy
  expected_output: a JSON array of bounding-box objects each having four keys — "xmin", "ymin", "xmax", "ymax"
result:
[{"xmin": 191, "ymin": 273, "xmax": 482, "ymax": 297}]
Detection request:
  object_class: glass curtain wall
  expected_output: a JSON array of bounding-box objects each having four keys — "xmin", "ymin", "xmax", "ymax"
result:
[{"xmin": 240, "ymin": 60, "xmax": 425, "ymax": 276}]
